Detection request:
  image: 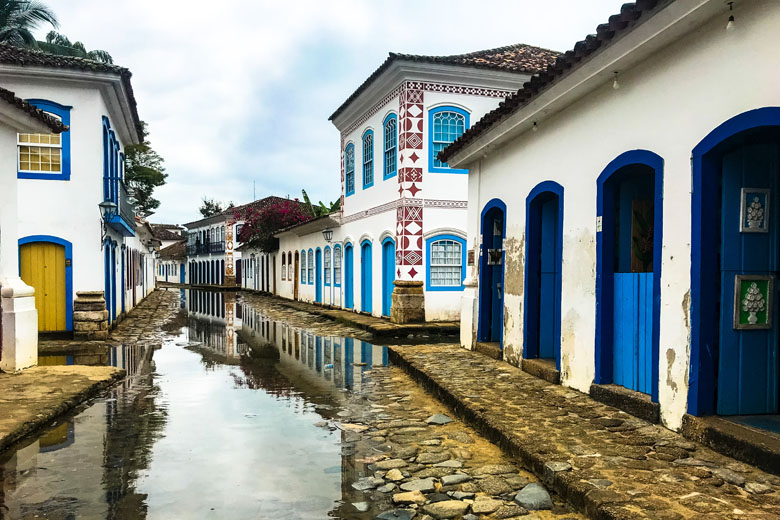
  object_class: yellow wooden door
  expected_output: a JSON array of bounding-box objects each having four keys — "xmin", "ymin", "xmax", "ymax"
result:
[{"xmin": 20, "ymin": 242, "xmax": 67, "ymax": 331}]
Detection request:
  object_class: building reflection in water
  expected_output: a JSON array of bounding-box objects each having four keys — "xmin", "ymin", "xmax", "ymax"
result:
[{"xmin": 0, "ymin": 342, "xmax": 162, "ymax": 520}]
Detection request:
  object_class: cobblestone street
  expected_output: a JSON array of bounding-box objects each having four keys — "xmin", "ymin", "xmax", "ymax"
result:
[{"xmin": 1, "ymin": 288, "xmax": 778, "ymax": 519}]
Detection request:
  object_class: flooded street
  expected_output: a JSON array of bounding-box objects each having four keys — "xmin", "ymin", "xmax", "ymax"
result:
[{"xmin": 0, "ymin": 290, "xmax": 581, "ymax": 519}]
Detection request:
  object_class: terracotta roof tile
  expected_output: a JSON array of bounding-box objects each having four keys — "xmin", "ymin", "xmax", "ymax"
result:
[
  {"xmin": 329, "ymin": 43, "xmax": 560, "ymax": 122},
  {"xmin": 0, "ymin": 44, "xmax": 142, "ymax": 141},
  {"xmin": 159, "ymin": 240, "xmax": 186, "ymax": 260},
  {"xmin": 0, "ymin": 86, "xmax": 68, "ymax": 132},
  {"xmin": 439, "ymin": 0, "xmax": 667, "ymax": 163},
  {"xmin": 150, "ymin": 224, "xmax": 184, "ymax": 241}
]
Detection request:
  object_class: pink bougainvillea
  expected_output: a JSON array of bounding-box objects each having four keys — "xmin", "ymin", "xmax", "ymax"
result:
[{"xmin": 235, "ymin": 198, "xmax": 312, "ymax": 252}]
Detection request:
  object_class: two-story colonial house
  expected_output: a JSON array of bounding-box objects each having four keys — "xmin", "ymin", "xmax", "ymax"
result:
[
  {"xmin": 269, "ymin": 44, "xmax": 559, "ymax": 322},
  {"xmin": 0, "ymin": 44, "xmax": 155, "ymax": 338}
]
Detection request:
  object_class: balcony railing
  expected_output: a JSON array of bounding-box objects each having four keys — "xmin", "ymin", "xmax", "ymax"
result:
[
  {"xmin": 104, "ymin": 178, "xmax": 136, "ymax": 237},
  {"xmin": 186, "ymin": 241, "xmax": 226, "ymax": 257}
]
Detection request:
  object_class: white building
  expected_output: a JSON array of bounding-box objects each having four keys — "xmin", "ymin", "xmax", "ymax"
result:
[
  {"xmin": 0, "ymin": 44, "xmax": 156, "ymax": 338},
  {"xmin": 443, "ymin": 0, "xmax": 780, "ymax": 432},
  {"xmin": 156, "ymin": 240, "xmax": 186, "ymax": 284},
  {"xmin": 184, "ymin": 196, "xmax": 296, "ymax": 288},
  {"xmin": 0, "ymin": 87, "xmax": 68, "ymax": 371},
  {"xmin": 263, "ymin": 45, "xmax": 559, "ymax": 321}
]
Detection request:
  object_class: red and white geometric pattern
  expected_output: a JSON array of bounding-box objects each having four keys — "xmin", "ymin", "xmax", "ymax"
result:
[{"xmin": 397, "ymin": 81, "xmax": 424, "ymax": 280}]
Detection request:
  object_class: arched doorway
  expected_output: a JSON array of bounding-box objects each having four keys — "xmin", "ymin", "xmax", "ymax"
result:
[
  {"xmin": 595, "ymin": 150, "xmax": 663, "ymax": 400},
  {"xmin": 344, "ymin": 244, "xmax": 354, "ymax": 309},
  {"xmin": 690, "ymin": 107, "xmax": 780, "ymax": 417},
  {"xmin": 478, "ymin": 199, "xmax": 506, "ymax": 345},
  {"xmin": 360, "ymin": 240, "xmax": 373, "ymax": 314},
  {"xmin": 19, "ymin": 236, "xmax": 73, "ymax": 332},
  {"xmin": 524, "ymin": 182, "xmax": 564, "ymax": 369},
  {"xmin": 315, "ymin": 248, "xmax": 322, "ymax": 303},
  {"xmin": 381, "ymin": 237, "xmax": 395, "ymax": 317}
]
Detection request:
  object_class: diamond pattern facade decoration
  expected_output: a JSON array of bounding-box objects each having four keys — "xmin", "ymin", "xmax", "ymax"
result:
[{"xmin": 397, "ymin": 82, "xmax": 424, "ymax": 280}]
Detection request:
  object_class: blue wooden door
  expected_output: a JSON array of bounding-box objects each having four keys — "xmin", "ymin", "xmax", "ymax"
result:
[
  {"xmin": 613, "ymin": 273, "xmax": 653, "ymax": 393},
  {"xmin": 717, "ymin": 143, "xmax": 779, "ymax": 415},
  {"xmin": 382, "ymin": 240, "xmax": 395, "ymax": 316},
  {"xmin": 315, "ymin": 249, "xmax": 322, "ymax": 303},
  {"xmin": 361, "ymin": 242, "xmax": 373, "ymax": 313},
  {"xmin": 539, "ymin": 198, "xmax": 559, "ymax": 359},
  {"xmin": 612, "ymin": 172, "xmax": 654, "ymax": 394},
  {"xmin": 180, "ymin": 264, "xmax": 185, "ymax": 284},
  {"xmin": 345, "ymin": 246, "xmax": 354, "ymax": 309},
  {"xmin": 489, "ymin": 217, "xmax": 504, "ymax": 341}
]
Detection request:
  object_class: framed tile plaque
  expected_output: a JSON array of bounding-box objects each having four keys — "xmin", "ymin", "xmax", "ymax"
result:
[
  {"xmin": 740, "ymin": 188, "xmax": 770, "ymax": 233},
  {"xmin": 733, "ymin": 275, "xmax": 773, "ymax": 330}
]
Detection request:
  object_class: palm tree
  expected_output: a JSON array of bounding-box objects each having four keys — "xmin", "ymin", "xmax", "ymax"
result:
[
  {"xmin": 38, "ymin": 31, "xmax": 113, "ymax": 63},
  {"xmin": 0, "ymin": 0, "xmax": 58, "ymax": 47}
]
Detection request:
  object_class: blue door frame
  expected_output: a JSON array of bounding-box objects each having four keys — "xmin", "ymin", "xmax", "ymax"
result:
[
  {"xmin": 361, "ymin": 240, "xmax": 373, "ymax": 314},
  {"xmin": 382, "ymin": 237, "xmax": 395, "ymax": 317},
  {"xmin": 478, "ymin": 199, "xmax": 506, "ymax": 345},
  {"xmin": 689, "ymin": 107, "xmax": 780, "ymax": 416},
  {"xmin": 180, "ymin": 263, "xmax": 186, "ymax": 284},
  {"xmin": 523, "ymin": 182, "xmax": 564, "ymax": 370},
  {"xmin": 315, "ymin": 248, "xmax": 322, "ymax": 303},
  {"xmin": 595, "ymin": 150, "xmax": 663, "ymax": 402},
  {"xmin": 344, "ymin": 244, "xmax": 354, "ymax": 309}
]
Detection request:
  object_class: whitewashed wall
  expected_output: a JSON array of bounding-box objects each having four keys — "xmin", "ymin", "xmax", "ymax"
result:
[{"xmin": 463, "ymin": 1, "xmax": 780, "ymax": 429}]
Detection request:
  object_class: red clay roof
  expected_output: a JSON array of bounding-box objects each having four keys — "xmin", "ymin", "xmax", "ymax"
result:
[
  {"xmin": 0, "ymin": 44, "xmax": 142, "ymax": 141},
  {"xmin": 0, "ymin": 86, "xmax": 68, "ymax": 132},
  {"xmin": 439, "ymin": 0, "xmax": 669, "ymax": 163},
  {"xmin": 329, "ymin": 43, "xmax": 560, "ymax": 122},
  {"xmin": 159, "ymin": 240, "xmax": 186, "ymax": 260}
]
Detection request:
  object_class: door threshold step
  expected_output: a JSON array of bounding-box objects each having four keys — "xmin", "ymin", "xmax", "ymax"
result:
[
  {"xmin": 474, "ymin": 342, "xmax": 502, "ymax": 360},
  {"xmin": 590, "ymin": 383, "xmax": 660, "ymax": 424},
  {"xmin": 521, "ymin": 358, "xmax": 560, "ymax": 384}
]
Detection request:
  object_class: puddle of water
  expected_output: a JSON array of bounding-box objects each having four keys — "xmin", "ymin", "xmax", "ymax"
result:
[{"xmin": 0, "ymin": 289, "xmax": 389, "ymax": 519}]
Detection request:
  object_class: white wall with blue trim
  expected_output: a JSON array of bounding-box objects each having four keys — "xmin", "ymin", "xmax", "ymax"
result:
[{"xmin": 453, "ymin": 0, "xmax": 780, "ymax": 430}]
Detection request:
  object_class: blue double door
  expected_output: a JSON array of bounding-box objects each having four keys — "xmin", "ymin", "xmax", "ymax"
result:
[
  {"xmin": 345, "ymin": 245, "xmax": 354, "ymax": 309},
  {"xmin": 716, "ymin": 142, "xmax": 779, "ymax": 415},
  {"xmin": 315, "ymin": 249, "xmax": 322, "ymax": 303},
  {"xmin": 382, "ymin": 239, "xmax": 395, "ymax": 317},
  {"xmin": 361, "ymin": 241, "xmax": 372, "ymax": 313}
]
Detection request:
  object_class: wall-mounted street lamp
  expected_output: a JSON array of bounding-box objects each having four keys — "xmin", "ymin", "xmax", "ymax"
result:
[
  {"xmin": 99, "ymin": 200, "xmax": 117, "ymax": 248},
  {"xmin": 322, "ymin": 228, "xmax": 334, "ymax": 307},
  {"xmin": 322, "ymin": 228, "xmax": 333, "ymax": 243}
]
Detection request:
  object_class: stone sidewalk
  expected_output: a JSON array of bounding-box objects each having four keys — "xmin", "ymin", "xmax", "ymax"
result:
[
  {"xmin": 243, "ymin": 291, "xmax": 459, "ymax": 341},
  {"xmin": 389, "ymin": 344, "xmax": 780, "ymax": 519},
  {"xmin": 0, "ymin": 365, "xmax": 123, "ymax": 452}
]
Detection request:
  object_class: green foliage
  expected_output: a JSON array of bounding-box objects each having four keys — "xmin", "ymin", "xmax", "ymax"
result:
[
  {"xmin": 199, "ymin": 198, "xmax": 233, "ymax": 218},
  {"xmin": 38, "ymin": 31, "xmax": 113, "ymax": 63},
  {"xmin": 301, "ymin": 189, "xmax": 340, "ymax": 217},
  {"xmin": 0, "ymin": 0, "xmax": 58, "ymax": 47},
  {"xmin": 125, "ymin": 121, "xmax": 167, "ymax": 217}
]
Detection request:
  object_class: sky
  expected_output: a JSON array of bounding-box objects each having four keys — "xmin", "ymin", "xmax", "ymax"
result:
[{"xmin": 45, "ymin": 0, "xmax": 624, "ymax": 224}]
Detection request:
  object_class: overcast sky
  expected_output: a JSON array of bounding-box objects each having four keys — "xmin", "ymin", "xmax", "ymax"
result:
[{"xmin": 45, "ymin": 0, "xmax": 623, "ymax": 224}]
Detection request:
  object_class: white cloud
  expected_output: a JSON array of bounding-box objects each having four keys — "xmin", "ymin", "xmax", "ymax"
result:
[{"xmin": 45, "ymin": 0, "xmax": 623, "ymax": 223}]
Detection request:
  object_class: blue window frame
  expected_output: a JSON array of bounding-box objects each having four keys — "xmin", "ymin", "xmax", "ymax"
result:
[
  {"xmin": 334, "ymin": 245, "xmax": 342, "ymax": 287},
  {"xmin": 429, "ymin": 106, "xmax": 469, "ymax": 174},
  {"xmin": 383, "ymin": 113, "xmax": 397, "ymax": 180},
  {"xmin": 324, "ymin": 246, "xmax": 331, "ymax": 286},
  {"xmin": 345, "ymin": 143, "xmax": 355, "ymax": 196},
  {"xmin": 18, "ymin": 99, "xmax": 71, "ymax": 181},
  {"xmin": 308, "ymin": 249, "xmax": 314, "ymax": 285},
  {"xmin": 425, "ymin": 234, "xmax": 466, "ymax": 291},
  {"xmin": 362, "ymin": 130, "xmax": 374, "ymax": 189},
  {"xmin": 301, "ymin": 250, "xmax": 307, "ymax": 284}
]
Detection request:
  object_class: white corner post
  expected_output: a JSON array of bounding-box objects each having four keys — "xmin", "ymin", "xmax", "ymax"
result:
[{"xmin": 0, "ymin": 277, "xmax": 38, "ymax": 371}]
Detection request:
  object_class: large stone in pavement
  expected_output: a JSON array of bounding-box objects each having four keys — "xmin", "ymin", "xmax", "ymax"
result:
[
  {"xmin": 399, "ymin": 478, "xmax": 435, "ymax": 492},
  {"xmin": 514, "ymin": 483, "xmax": 553, "ymax": 510},
  {"xmin": 423, "ymin": 500, "xmax": 469, "ymax": 519}
]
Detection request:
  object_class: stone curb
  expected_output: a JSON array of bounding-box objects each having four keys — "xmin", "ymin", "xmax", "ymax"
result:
[
  {"xmin": 239, "ymin": 290, "xmax": 459, "ymax": 341},
  {"xmin": 388, "ymin": 347, "xmax": 637, "ymax": 520},
  {"xmin": 0, "ymin": 370, "xmax": 125, "ymax": 454}
]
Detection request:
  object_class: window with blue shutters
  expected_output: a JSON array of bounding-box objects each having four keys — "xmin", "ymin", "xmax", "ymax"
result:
[
  {"xmin": 429, "ymin": 106, "xmax": 469, "ymax": 174},
  {"xmin": 383, "ymin": 114, "xmax": 397, "ymax": 180},
  {"xmin": 362, "ymin": 130, "xmax": 374, "ymax": 188},
  {"xmin": 345, "ymin": 143, "xmax": 355, "ymax": 196}
]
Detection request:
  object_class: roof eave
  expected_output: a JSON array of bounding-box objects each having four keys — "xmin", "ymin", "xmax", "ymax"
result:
[{"xmin": 446, "ymin": 0, "xmax": 723, "ymax": 169}]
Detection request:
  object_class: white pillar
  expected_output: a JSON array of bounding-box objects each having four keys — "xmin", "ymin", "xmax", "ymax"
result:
[{"xmin": 1, "ymin": 277, "xmax": 38, "ymax": 371}]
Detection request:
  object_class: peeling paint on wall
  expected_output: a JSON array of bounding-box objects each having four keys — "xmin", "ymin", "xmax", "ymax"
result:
[
  {"xmin": 504, "ymin": 234, "xmax": 525, "ymax": 296},
  {"xmin": 560, "ymin": 308, "xmax": 581, "ymax": 381},
  {"xmin": 666, "ymin": 348, "xmax": 678, "ymax": 393}
]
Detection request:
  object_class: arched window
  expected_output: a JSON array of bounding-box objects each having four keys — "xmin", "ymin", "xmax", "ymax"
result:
[
  {"xmin": 281, "ymin": 254, "xmax": 287, "ymax": 280},
  {"xmin": 362, "ymin": 130, "xmax": 374, "ymax": 188},
  {"xmin": 334, "ymin": 245, "xmax": 342, "ymax": 287},
  {"xmin": 429, "ymin": 106, "xmax": 469, "ymax": 173},
  {"xmin": 426, "ymin": 235, "xmax": 466, "ymax": 290},
  {"xmin": 383, "ymin": 114, "xmax": 397, "ymax": 180},
  {"xmin": 345, "ymin": 143, "xmax": 355, "ymax": 196},
  {"xmin": 324, "ymin": 246, "xmax": 331, "ymax": 286},
  {"xmin": 301, "ymin": 250, "xmax": 307, "ymax": 284},
  {"xmin": 287, "ymin": 252, "xmax": 292, "ymax": 280},
  {"xmin": 307, "ymin": 249, "xmax": 314, "ymax": 285}
]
